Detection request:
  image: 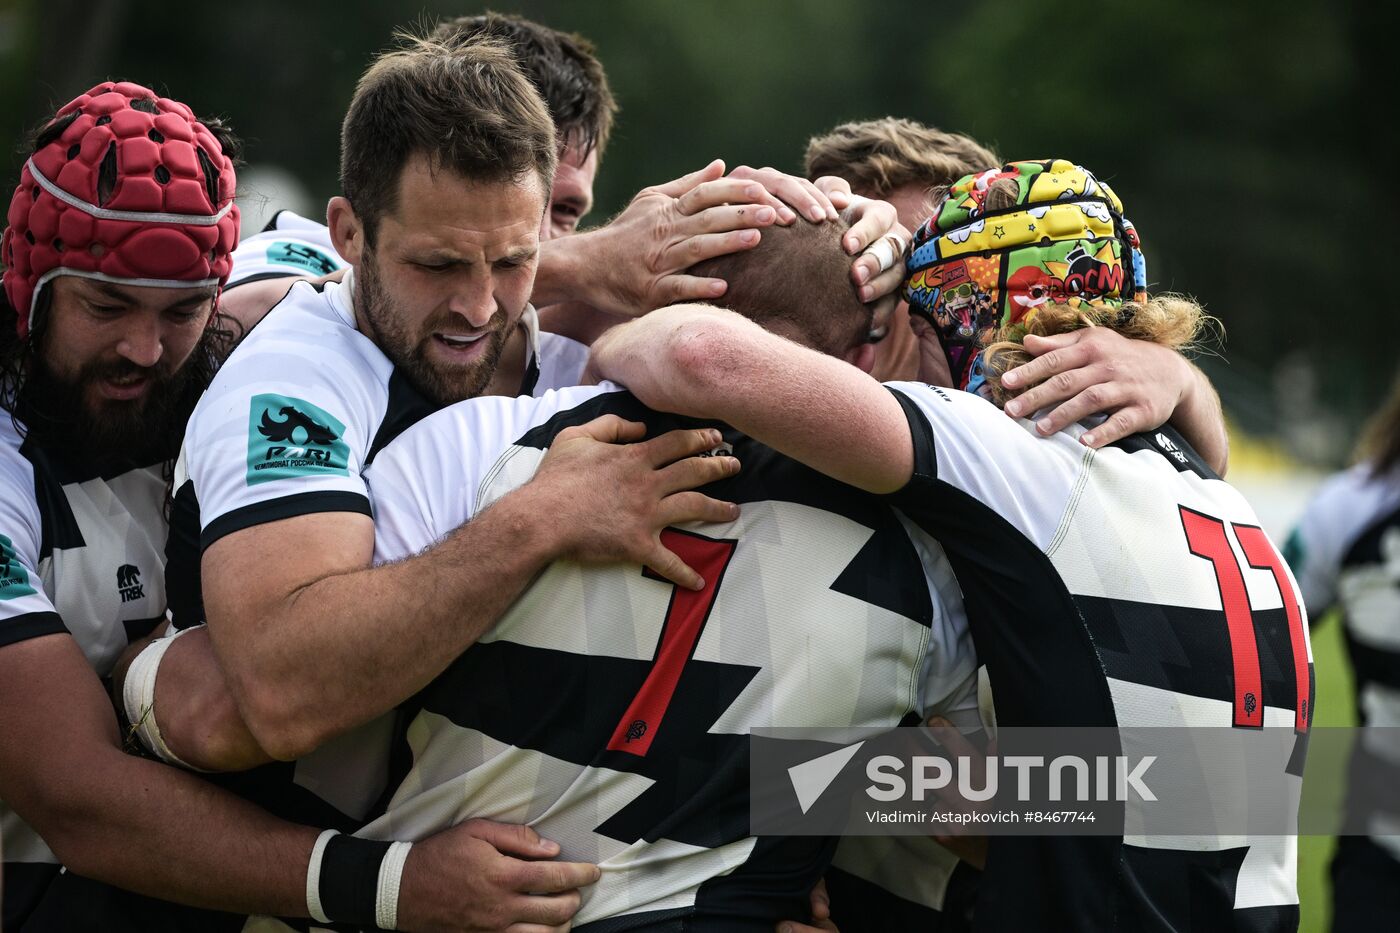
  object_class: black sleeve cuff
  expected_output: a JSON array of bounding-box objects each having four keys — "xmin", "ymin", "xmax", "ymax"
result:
[
  {"xmin": 201, "ymin": 491, "xmax": 372, "ymax": 552},
  {"xmin": 886, "ymin": 387, "xmax": 939, "ymax": 483},
  {"xmin": 0, "ymin": 611, "xmax": 68, "ymax": 650}
]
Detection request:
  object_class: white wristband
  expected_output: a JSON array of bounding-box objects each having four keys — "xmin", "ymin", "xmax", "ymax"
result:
[
  {"xmin": 121, "ymin": 625, "xmax": 202, "ymax": 770},
  {"xmin": 306, "ymin": 828, "xmax": 339, "ymax": 924},
  {"xmin": 375, "ymin": 840, "xmax": 413, "ymax": 930}
]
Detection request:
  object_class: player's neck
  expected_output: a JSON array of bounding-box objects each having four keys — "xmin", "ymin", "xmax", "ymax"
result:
[{"xmin": 485, "ymin": 322, "xmax": 529, "ymax": 398}]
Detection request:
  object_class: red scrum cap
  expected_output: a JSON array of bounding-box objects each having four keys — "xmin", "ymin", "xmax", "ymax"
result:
[{"xmin": 1, "ymin": 81, "xmax": 240, "ymax": 338}]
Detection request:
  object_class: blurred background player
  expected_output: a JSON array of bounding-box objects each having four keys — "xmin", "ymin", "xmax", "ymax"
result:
[
  {"xmin": 1285, "ymin": 372, "xmax": 1400, "ymax": 932},
  {"xmin": 589, "ymin": 159, "xmax": 1307, "ymax": 931}
]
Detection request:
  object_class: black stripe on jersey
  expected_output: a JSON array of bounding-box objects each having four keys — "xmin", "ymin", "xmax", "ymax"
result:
[
  {"xmin": 20, "ymin": 433, "xmax": 168, "ymax": 485},
  {"xmin": 824, "ymin": 864, "xmax": 963, "ymax": 933},
  {"xmin": 25, "ymin": 445, "xmax": 85, "ymax": 559},
  {"xmin": 887, "ymin": 388, "xmax": 1124, "ymax": 931},
  {"xmin": 1118, "ymin": 844, "xmax": 1298, "ymax": 933},
  {"xmin": 261, "ymin": 209, "xmax": 290, "ymax": 233},
  {"xmin": 224, "ymin": 270, "xmax": 305, "ymax": 291},
  {"xmin": 1342, "ymin": 500, "xmax": 1400, "ymax": 568},
  {"xmin": 199, "ymin": 490, "xmax": 371, "ymax": 552},
  {"xmin": 1345, "ymin": 631, "xmax": 1400, "ymax": 696},
  {"xmin": 366, "ymin": 369, "xmax": 438, "ymax": 466},
  {"xmin": 122, "ymin": 615, "xmax": 164, "ymax": 644},
  {"xmin": 1078, "ymin": 594, "xmax": 1314, "ymax": 718},
  {"xmin": 0, "ymin": 611, "xmax": 66, "ymax": 649},
  {"xmin": 1109, "ymin": 423, "xmax": 1219, "ymax": 481},
  {"xmin": 165, "ymin": 480, "xmax": 204, "ymax": 629}
]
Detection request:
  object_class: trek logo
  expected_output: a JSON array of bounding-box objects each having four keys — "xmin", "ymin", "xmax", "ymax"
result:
[
  {"xmin": 246, "ymin": 394, "xmax": 351, "ymax": 485},
  {"xmin": 117, "ymin": 564, "xmax": 145, "ymax": 603},
  {"xmin": 1155, "ymin": 432, "xmax": 1188, "ymax": 465},
  {"xmin": 266, "ymin": 240, "xmax": 340, "ymax": 276},
  {"xmin": 0, "ymin": 533, "xmax": 36, "ymax": 600}
]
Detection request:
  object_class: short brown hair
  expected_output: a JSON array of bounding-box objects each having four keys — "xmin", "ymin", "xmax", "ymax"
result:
[
  {"xmin": 690, "ymin": 219, "xmax": 870, "ymax": 356},
  {"xmin": 430, "ymin": 12, "xmax": 617, "ymax": 160},
  {"xmin": 804, "ymin": 117, "xmax": 1000, "ymax": 198},
  {"xmin": 339, "ymin": 32, "xmax": 557, "ymax": 243}
]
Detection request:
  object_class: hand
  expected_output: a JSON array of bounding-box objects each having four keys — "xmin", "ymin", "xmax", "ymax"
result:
[
  {"xmin": 396, "ymin": 819, "xmax": 599, "ymax": 933},
  {"xmin": 531, "ymin": 416, "xmax": 741, "ymax": 591},
  {"xmin": 909, "ymin": 314, "xmax": 955, "ymax": 388},
  {"xmin": 775, "ymin": 876, "xmax": 840, "ymax": 932},
  {"xmin": 579, "ymin": 160, "xmax": 786, "ymax": 316},
  {"xmin": 814, "ymin": 177, "xmax": 908, "ymax": 336},
  {"xmin": 999, "ymin": 328, "xmax": 1194, "ymax": 447},
  {"xmin": 727, "ymin": 164, "xmax": 838, "ymax": 224},
  {"xmin": 925, "ymin": 717, "xmax": 990, "ymax": 871}
]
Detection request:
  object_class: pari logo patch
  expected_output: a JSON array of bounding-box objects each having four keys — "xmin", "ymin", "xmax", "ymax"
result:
[
  {"xmin": 117, "ymin": 563, "xmax": 145, "ymax": 603},
  {"xmin": 0, "ymin": 533, "xmax": 36, "ymax": 600},
  {"xmin": 246, "ymin": 394, "xmax": 351, "ymax": 485},
  {"xmin": 266, "ymin": 240, "xmax": 340, "ymax": 276}
]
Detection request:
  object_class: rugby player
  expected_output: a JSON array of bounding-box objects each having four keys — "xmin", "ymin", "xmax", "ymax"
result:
[
  {"xmin": 355, "ymin": 212, "xmax": 981, "ymax": 930},
  {"xmin": 590, "ymin": 159, "xmax": 1309, "ymax": 931},
  {"xmin": 224, "ymin": 12, "xmax": 908, "ymax": 352},
  {"xmin": 805, "ymin": 119, "xmax": 1229, "ymax": 476},
  {"xmin": 0, "ymin": 81, "xmax": 592, "ymax": 933},
  {"xmin": 1285, "ymin": 373, "xmax": 1400, "ymax": 932}
]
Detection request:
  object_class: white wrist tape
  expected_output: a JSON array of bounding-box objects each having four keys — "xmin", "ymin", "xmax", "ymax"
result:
[
  {"xmin": 375, "ymin": 840, "xmax": 413, "ymax": 930},
  {"xmin": 306, "ymin": 828, "xmax": 339, "ymax": 924},
  {"xmin": 122, "ymin": 625, "xmax": 202, "ymax": 770}
]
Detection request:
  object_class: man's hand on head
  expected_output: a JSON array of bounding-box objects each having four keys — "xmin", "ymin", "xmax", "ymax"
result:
[
  {"xmin": 528, "ymin": 415, "xmax": 741, "ymax": 591},
  {"xmin": 559, "ymin": 159, "xmax": 793, "ymax": 317},
  {"xmin": 813, "ymin": 176, "xmax": 908, "ymax": 339},
  {"xmin": 999, "ymin": 328, "xmax": 1193, "ymax": 445}
]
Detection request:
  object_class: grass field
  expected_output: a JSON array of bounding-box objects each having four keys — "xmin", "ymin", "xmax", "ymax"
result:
[{"xmin": 1299, "ymin": 610, "xmax": 1355, "ymax": 932}]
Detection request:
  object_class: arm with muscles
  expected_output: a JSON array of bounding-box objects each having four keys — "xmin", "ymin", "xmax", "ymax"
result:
[
  {"xmin": 2, "ymin": 634, "xmax": 599, "ymax": 931},
  {"xmin": 189, "ymin": 416, "xmax": 738, "ymax": 764},
  {"xmin": 994, "ymin": 326, "xmax": 1230, "ymax": 475},
  {"xmin": 535, "ymin": 162, "xmax": 904, "ymax": 343},
  {"xmin": 589, "ymin": 305, "xmax": 914, "ymax": 493}
]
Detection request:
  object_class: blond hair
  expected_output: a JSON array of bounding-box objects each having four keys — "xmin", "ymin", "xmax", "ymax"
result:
[
  {"xmin": 803, "ymin": 117, "xmax": 1000, "ymax": 197},
  {"xmin": 1355, "ymin": 370, "xmax": 1400, "ymax": 476}
]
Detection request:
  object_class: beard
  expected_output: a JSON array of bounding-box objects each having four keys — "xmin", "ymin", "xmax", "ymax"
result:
[
  {"xmin": 15, "ymin": 338, "xmax": 206, "ymax": 467},
  {"xmin": 355, "ymin": 248, "xmax": 512, "ymax": 408}
]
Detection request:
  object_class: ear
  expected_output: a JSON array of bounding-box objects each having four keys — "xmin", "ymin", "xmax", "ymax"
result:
[
  {"xmin": 327, "ymin": 197, "xmax": 364, "ymax": 267},
  {"xmin": 844, "ymin": 341, "xmax": 878, "ymax": 373}
]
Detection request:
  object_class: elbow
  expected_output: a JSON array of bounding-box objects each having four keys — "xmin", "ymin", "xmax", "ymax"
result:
[
  {"xmin": 237, "ymin": 687, "xmax": 333, "ymax": 762},
  {"xmin": 664, "ymin": 319, "xmax": 743, "ymax": 415}
]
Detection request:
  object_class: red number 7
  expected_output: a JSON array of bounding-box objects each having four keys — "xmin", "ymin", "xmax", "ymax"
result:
[
  {"xmin": 1179, "ymin": 507, "xmax": 1310, "ymax": 732},
  {"xmin": 607, "ymin": 530, "xmax": 738, "ymax": 757}
]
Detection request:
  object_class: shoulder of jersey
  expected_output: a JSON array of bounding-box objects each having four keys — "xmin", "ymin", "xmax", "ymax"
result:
[
  {"xmin": 214, "ymin": 280, "xmax": 377, "ymax": 389},
  {"xmin": 227, "ymin": 211, "xmax": 344, "ymax": 286}
]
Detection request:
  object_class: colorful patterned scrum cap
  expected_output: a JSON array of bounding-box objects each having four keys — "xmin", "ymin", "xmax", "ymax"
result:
[
  {"xmin": 1, "ymin": 81, "xmax": 240, "ymax": 337},
  {"xmin": 902, "ymin": 158, "xmax": 1147, "ymax": 390}
]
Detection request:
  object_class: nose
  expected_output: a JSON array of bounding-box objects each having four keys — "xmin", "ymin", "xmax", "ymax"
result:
[
  {"xmin": 446, "ymin": 271, "xmax": 498, "ymax": 329},
  {"xmin": 115, "ymin": 316, "xmax": 164, "ymax": 368}
]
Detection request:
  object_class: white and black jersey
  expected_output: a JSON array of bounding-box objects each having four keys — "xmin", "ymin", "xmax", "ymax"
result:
[
  {"xmin": 159, "ymin": 273, "xmax": 586, "ymax": 878},
  {"xmin": 225, "ymin": 210, "xmax": 346, "ymax": 289},
  {"xmin": 1285, "ymin": 464, "xmax": 1400, "ymax": 929},
  {"xmin": 0, "ymin": 416, "xmax": 171, "ymax": 929},
  {"xmin": 885, "ymin": 382, "xmax": 1312, "ymax": 932},
  {"xmin": 349, "ymin": 384, "xmax": 977, "ymax": 931}
]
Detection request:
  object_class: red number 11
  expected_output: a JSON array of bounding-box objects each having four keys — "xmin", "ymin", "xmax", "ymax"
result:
[{"xmin": 1179, "ymin": 506, "xmax": 1311, "ymax": 732}]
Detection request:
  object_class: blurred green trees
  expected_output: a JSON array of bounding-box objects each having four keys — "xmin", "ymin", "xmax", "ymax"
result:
[{"xmin": 1, "ymin": 0, "xmax": 1389, "ymax": 455}]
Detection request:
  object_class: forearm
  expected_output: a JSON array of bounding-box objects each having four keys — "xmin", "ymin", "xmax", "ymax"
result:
[
  {"xmin": 1169, "ymin": 361, "xmax": 1230, "ymax": 476},
  {"xmin": 596, "ymin": 308, "xmax": 912, "ymax": 492},
  {"xmin": 533, "ymin": 233, "xmax": 598, "ymax": 309},
  {"xmin": 36, "ymin": 745, "xmax": 315, "ymax": 916},
  {"xmin": 211, "ymin": 489, "xmax": 561, "ymax": 760}
]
